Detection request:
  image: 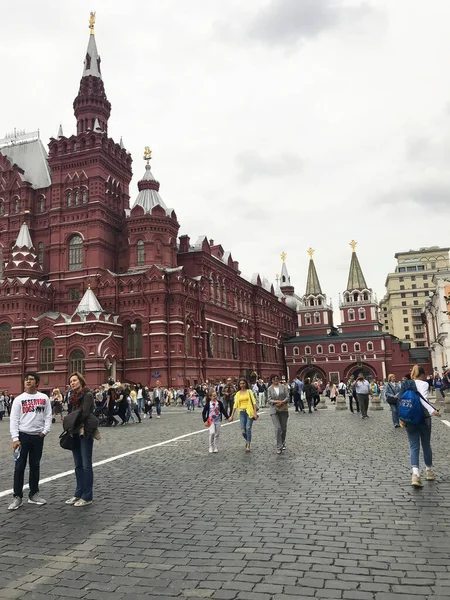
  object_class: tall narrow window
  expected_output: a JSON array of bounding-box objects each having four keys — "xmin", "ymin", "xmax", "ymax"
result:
[
  {"xmin": 69, "ymin": 235, "xmax": 83, "ymax": 271},
  {"xmin": 354, "ymin": 343, "xmax": 361, "ymax": 352},
  {"xmin": 70, "ymin": 349, "xmax": 85, "ymax": 375},
  {"xmin": 314, "ymin": 312, "xmax": 321, "ymax": 324},
  {"xmin": 0, "ymin": 323, "xmax": 12, "ymax": 363},
  {"xmin": 359, "ymin": 308, "xmax": 366, "ymax": 320},
  {"xmin": 348, "ymin": 309, "xmax": 355, "ymax": 321},
  {"xmin": 37, "ymin": 242, "xmax": 44, "ymax": 268},
  {"xmin": 82, "ymin": 188, "xmax": 88, "ymax": 204},
  {"xmin": 305, "ymin": 313, "xmax": 311, "ymax": 325},
  {"xmin": 67, "ymin": 191, "xmax": 72, "ymax": 207},
  {"xmin": 38, "ymin": 197, "xmax": 45, "ymax": 213},
  {"xmin": 40, "ymin": 338, "xmax": 55, "ymax": 371},
  {"xmin": 74, "ymin": 190, "xmax": 79, "ymax": 205},
  {"xmin": 0, "ymin": 247, "xmax": 3, "ymax": 278},
  {"xmin": 13, "ymin": 198, "xmax": 19, "ymax": 214},
  {"xmin": 137, "ymin": 240, "xmax": 145, "ymax": 266},
  {"xmin": 0, "ymin": 200, "xmax": 4, "ymax": 215},
  {"xmin": 341, "ymin": 343, "xmax": 348, "ymax": 353},
  {"xmin": 128, "ymin": 321, "xmax": 143, "ymax": 359}
]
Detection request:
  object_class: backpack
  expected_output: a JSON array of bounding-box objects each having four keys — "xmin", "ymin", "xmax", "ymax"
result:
[{"xmin": 398, "ymin": 389, "xmax": 425, "ymax": 425}]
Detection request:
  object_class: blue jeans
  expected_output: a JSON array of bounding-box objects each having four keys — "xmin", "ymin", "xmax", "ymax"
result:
[
  {"xmin": 72, "ymin": 436, "xmax": 94, "ymax": 501},
  {"xmin": 137, "ymin": 398, "xmax": 145, "ymax": 413},
  {"xmin": 239, "ymin": 411, "xmax": 253, "ymax": 444},
  {"xmin": 390, "ymin": 402, "xmax": 399, "ymax": 426},
  {"xmin": 155, "ymin": 400, "xmax": 161, "ymax": 415},
  {"xmin": 406, "ymin": 420, "xmax": 432, "ymax": 469}
]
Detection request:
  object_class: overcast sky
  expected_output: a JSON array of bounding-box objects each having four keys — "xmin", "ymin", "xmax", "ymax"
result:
[{"xmin": 3, "ymin": 0, "xmax": 450, "ymax": 313}]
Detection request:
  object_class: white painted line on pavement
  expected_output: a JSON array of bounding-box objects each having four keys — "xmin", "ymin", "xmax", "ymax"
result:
[
  {"xmin": 0, "ymin": 412, "xmax": 266, "ymax": 499},
  {"xmin": 441, "ymin": 420, "xmax": 450, "ymax": 428}
]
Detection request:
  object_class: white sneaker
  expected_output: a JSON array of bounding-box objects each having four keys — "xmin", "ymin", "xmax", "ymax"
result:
[
  {"xmin": 28, "ymin": 493, "xmax": 47, "ymax": 505},
  {"xmin": 74, "ymin": 499, "xmax": 93, "ymax": 507},
  {"xmin": 209, "ymin": 448, "xmax": 214, "ymax": 453},
  {"xmin": 65, "ymin": 497, "xmax": 80, "ymax": 505},
  {"xmin": 8, "ymin": 497, "xmax": 23, "ymax": 511},
  {"xmin": 213, "ymin": 448, "xmax": 218, "ymax": 453},
  {"xmin": 157, "ymin": 416, "xmax": 161, "ymax": 419}
]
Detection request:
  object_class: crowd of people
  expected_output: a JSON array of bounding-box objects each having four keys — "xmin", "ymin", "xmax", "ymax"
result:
[{"xmin": 4, "ymin": 363, "xmax": 444, "ymax": 511}]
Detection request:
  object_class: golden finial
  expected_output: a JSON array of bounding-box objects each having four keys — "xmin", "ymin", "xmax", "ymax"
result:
[
  {"xmin": 144, "ymin": 146, "xmax": 152, "ymax": 163},
  {"xmin": 350, "ymin": 240, "xmax": 357, "ymax": 252},
  {"xmin": 307, "ymin": 248, "xmax": 315, "ymax": 260},
  {"xmin": 281, "ymin": 252, "xmax": 286, "ymax": 263},
  {"xmin": 89, "ymin": 11, "xmax": 96, "ymax": 35},
  {"xmin": 88, "ymin": 283, "xmax": 91, "ymax": 289},
  {"xmin": 275, "ymin": 273, "xmax": 279, "ymax": 282}
]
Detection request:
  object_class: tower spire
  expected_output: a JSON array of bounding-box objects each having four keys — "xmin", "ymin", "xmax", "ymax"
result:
[
  {"xmin": 305, "ymin": 248, "xmax": 323, "ymax": 296},
  {"xmin": 73, "ymin": 13, "xmax": 111, "ymax": 135},
  {"xmin": 346, "ymin": 241, "xmax": 368, "ymax": 291}
]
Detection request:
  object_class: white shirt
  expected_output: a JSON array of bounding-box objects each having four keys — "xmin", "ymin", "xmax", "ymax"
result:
[
  {"xmin": 10, "ymin": 392, "xmax": 52, "ymax": 442},
  {"xmin": 415, "ymin": 379, "xmax": 435, "ymax": 416},
  {"xmin": 274, "ymin": 386, "xmax": 280, "ymax": 397}
]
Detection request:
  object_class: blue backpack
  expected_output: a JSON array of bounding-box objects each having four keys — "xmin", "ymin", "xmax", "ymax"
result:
[{"xmin": 398, "ymin": 389, "xmax": 424, "ymax": 425}]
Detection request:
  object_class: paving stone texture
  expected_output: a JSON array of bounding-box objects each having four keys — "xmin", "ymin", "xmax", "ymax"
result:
[{"xmin": 0, "ymin": 400, "xmax": 449, "ymax": 600}]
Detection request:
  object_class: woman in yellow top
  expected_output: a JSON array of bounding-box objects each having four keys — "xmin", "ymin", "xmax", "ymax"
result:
[{"xmin": 229, "ymin": 378, "xmax": 258, "ymax": 452}]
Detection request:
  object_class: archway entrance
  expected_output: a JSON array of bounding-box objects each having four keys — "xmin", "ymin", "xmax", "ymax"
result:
[
  {"xmin": 297, "ymin": 366, "xmax": 327, "ymax": 383},
  {"xmin": 344, "ymin": 363, "xmax": 377, "ymax": 382}
]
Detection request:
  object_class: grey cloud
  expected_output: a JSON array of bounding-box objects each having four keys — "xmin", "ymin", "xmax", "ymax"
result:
[
  {"xmin": 247, "ymin": 0, "xmax": 377, "ymax": 47},
  {"xmin": 379, "ymin": 181, "xmax": 450, "ymax": 210},
  {"xmin": 235, "ymin": 151, "xmax": 303, "ymax": 184}
]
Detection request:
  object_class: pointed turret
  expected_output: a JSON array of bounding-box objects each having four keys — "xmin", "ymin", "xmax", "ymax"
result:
[
  {"xmin": 132, "ymin": 149, "xmax": 169, "ymax": 214},
  {"xmin": 75, "ymin": 285, "xmax": 104, "ymax": 314},
  {"xmin": 305, "ymin": 249, "xmax": 323, "ymax": 296},
  {"xmin": 298, "ymin": 249, "xmax": 334, "ymax": 332},
  {"xmin": 346, "ymin": 241, "xmax": 368, "ymax": 291},
  {"xmin": 57, "ymin": 124, "xmax": 64, "ymax": 139},
  {"xmin": 340, "ymin": 241, "xmax": 380, "ymax": 330},
  {"xmin": 73, "ymin": 13, "xmax": 111, "ymax": 135},
  {"xmin": 278, "ymin": 252, "xmax": 299, "ymax": 310},
  {"xmin": 4, "ymin": 223, "xmax": 42, "ymax": 277}
]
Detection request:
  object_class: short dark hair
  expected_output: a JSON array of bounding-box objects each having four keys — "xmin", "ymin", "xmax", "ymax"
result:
[{"xmin": 24, "ymin": 371, "xmax": 40, "ymax": 385}]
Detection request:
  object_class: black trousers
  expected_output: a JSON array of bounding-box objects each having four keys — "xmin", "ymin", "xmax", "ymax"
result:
[
  {"xmin": 13, "ymin": 432, "xmax": 44, "ymax": 498},
  {"xmin": 349, "ymin": 392, "xmax": 360, "ymax": 413}
]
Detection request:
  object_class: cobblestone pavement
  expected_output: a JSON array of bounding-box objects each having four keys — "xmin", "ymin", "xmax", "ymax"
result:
[{"xmin": 0, "ymin": 401, "xmax": 450, "ymax": 600}]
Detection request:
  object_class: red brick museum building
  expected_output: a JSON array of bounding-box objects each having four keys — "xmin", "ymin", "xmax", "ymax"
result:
[
  {"xmin": 0, "ymin": 22, "xmax": 297, "ymax": 392},
  {"xmin": 0, "ymin": 20, "xmax": 430, "ymax": 393}
]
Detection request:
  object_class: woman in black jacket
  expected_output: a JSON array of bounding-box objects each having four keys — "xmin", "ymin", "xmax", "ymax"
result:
[
  {"xmin": 303, "ymin": 378, "xmax": 316, "ymax": 414},
  {"xmin": 202, "ymin": 388, "xmax": 229, "ymax": 453},
  {"xmin": 64, "ymin": 372, "xmax": 97, "ymax": 507}
]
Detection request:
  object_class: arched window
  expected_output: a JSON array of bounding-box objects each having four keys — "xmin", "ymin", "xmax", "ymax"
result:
[
  {"xmin": 37, "ymin": 197, "xmax": 45, "ymax": 213},
  {"xmin": 363, "ymin": 293, "xmax": 368, "ymax": 301},
  {"xmin": 137, "ymin": 240, "xmax": 145, "ymax": 266},
  {"xmin": 305, "ymin": 346, "xmax": 311, "ymax": 355},
  {"xmin": 341, "ymin": 343, "xmax": 348, "ymax": 353},
  {"xmin": 305, "ymin": 313, "xmax": 311, "ymax": 325},
  {"xmin": 314, "ymin": 312, "xmax": 321, "ymax": 324},
  {"xmin": 82, "ymin": 188, "xmax": 88, "ymax": 204},
  {"xmin": 69, "ymin": 349, "xmax": 85, "ymax": 374},
  {"xmin": 367, "ymin": 342, "xmax": 374, "ymax": 351},
  {"xmin": 293, "ymin": 346, "xmax": 299, "ymax": 356},
  {"xmin": 329, "ymin": 344, "xmax": 335, "ymax": 353},
  {"xmin": 37, "ymin": 242, "xmax": 44, "ymax": 268},
  {"xmin": 310, "ymin": 299, "xmax": 314, "ymax": 307},
  {"xmin": 353, "ymin": 293, "xmax": 359, "ymax": 302},
  {"xmin": 69, "ymin": 235, "xmax": 83, "ymax": 271},
  {"xmin": 0, "ymin": 200, "xmax": 3, "ymax": 216},
  {"xmin": 0, "ymin": 246, "xmax": 3, "ymax": 278},
  {"xmin": 359, "ymin": 308, "xmax": 366, "ymax": 320},
  {"xmin": 67, "ymin": 190, "xmax": 72, "ymax": 207},
  {"xmin": 348, "ymin": 309, "xmax": 355, "ymax": 321},
  {"xmin": 216, "ymin": 280, "xmax": 221, "ymax": 305},
  {"xmin": 128, "ymin": 321, "xmax": 143, "ymax": 359},
  {"xmin": 354, "ymin": 342, "xmax": 361, "ymax": 352},
  {"xmin": 40, "ymin": 338, "xmax": 55, "ymax": 371},
  {"xmin": 74, "ymin": 189, "xmax": 79, "ymax": 206},
  {"xmin": 0, "ymin": 323, "xmax": 12, "ymax": 363},
  {"xmin": 317, "ymin": 345, "xmax": 323, "ymax": 354},
  {"xmin": 210, "ymin": 277, "xmax": 215, "ymax": 302},
  {"xmin": 13, "ymin": 197, "xmax": 19, "ymax": 214}
]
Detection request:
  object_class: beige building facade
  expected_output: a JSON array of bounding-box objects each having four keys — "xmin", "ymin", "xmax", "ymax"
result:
[
  {"xmin": 423, "ymin": 272, "xmax": 450, "ymax": 371},
  {"xmin": 380, "ymin": 247, "xmax": 450, "ymax": 348}
]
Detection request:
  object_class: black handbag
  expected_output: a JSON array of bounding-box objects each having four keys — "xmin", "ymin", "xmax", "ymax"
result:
[{"xmin": 59, "ymin": 430, "xmax": 74, "ymax": 451}]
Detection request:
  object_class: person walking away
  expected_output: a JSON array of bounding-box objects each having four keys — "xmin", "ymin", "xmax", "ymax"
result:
[
  {"xmin": 136, "ymin": 383, "xmax": 145, "ymax": 415},
  {"xmin": 303, "ymin": 378, "xmax": 315, "ymax": 413},
  {"xmin": 223, "ymin": 378, "xmax": 236, "ymax": 415},
  {"xmin": 354, "ymin": 374, "xmax": 372, "ymax": 419},
  {"xmin": 267, "ymin": 375, "xmax": 290, "ymax": 454},
  {"xmin": 64, "ymin": 372, "xmax": 99, "ymax": 506},
  {"xmin": 433, "ymin": 373, "xmax": 444, "ymax": 398},
  {"xmin": 0, "ymin": 392, "xmax": 5, "ymax": 421},
  {"xmin": 202, "ymin": 388, "xmax": 229, "ymax": 453},
  {"xmin": 293, "ymin": 377, "xmax": 305, "ymax": 413},
  {"xmin": 399, "ymin": 365, "xmax": 441, "ymax": 487},
  {"xmin": 116, "ymin": 383, "xmax": 128, "ymax": 425},
  {"xmin": 105, "ymin": 380, "xmax": 119, "ymax": 427},
  {"xmin": 313, "ymin": 381, "xmax": 321, "ymax": 409},
  {"xmin": 144, "ymin": 387, "xmax": 153, "ymax": 418},
  {"xmin": 229, "ymin": 378, "xmax": 258, "ymax": 452},
  {"xmin": 52, "ymin": 388, "xmax": 64, "ymax": 423},
  {"xmin": 8, "ymin": 372, "xmax": 52, "ymax": 510},
  {"xmin": 338, "ymin": 381, "xmax": 346, "ymax": 401},
  {"xmin": 349, "ymin": 386, "xmax": 360, "ymax": 414},
  {"xmin": 329, "ymin": 382, "xmax": 338, "ymax": 405},
  {"xmin": 152, "ymin": 380, "xmax": 163, "ymax": 418},
  {"xmin": 385, "ymin": 374, "xmax": 401, "ymax": 428}
]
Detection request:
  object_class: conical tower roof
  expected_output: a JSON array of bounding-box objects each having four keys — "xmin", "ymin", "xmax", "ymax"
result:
[
  {"xmin": 4, "ymin": 222, "xmax": 42, "ymax": 276},
  {"xmin": 15, "ymin": 222, "xmax": 33, "ymax": 249},
  {"xmin": 75, "ymin": 286, "xmax": 104, "ymax": 314},
  {"xmin": 83, "ymin": 21, "xmax": 102, "ymax": 79},
  {"xmin": 305, "ymin": 249, "xmax": 323, "ymax": 296},
  {"xmin": 346, "ymin": 242, "xmax": 368, "ymax": 291},
  {"xmin": 133, "ymin": 151, "xmax": 169, "ymax": 215}
]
